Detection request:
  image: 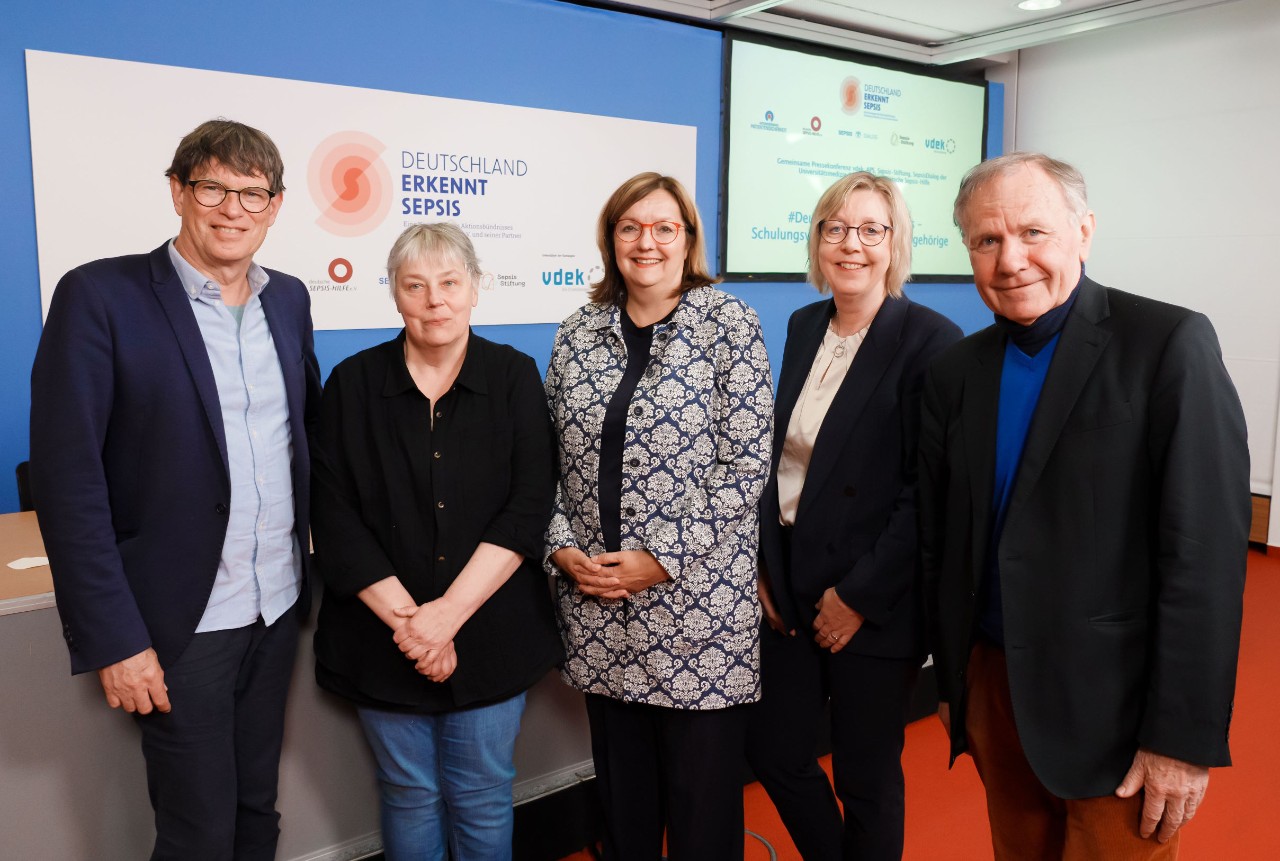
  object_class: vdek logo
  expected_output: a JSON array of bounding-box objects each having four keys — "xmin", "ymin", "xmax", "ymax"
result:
[{"xmin": 542, "ymin": 267, "xmax": 587, "ymax": 286}]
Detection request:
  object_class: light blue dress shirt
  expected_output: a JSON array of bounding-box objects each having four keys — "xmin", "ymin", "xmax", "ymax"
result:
[{"xmin": 168, "ymin": 242, "xmax": 301, "ymax": 631}]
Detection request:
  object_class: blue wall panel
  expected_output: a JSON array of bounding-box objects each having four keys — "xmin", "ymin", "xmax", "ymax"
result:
[{"xmin": 0, "ymin": 0, "xmax": 994, "ymax": 513}]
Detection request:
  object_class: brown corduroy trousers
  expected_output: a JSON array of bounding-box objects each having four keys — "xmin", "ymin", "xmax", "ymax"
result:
[{"xmin": 964, "ymin": 641, "xmax": 1181, "ymax": 861}]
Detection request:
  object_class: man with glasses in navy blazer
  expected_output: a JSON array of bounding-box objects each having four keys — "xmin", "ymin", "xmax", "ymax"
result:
[{"xmin": 30, "ymin": 119, "xmax": 320, "ymax": 861}]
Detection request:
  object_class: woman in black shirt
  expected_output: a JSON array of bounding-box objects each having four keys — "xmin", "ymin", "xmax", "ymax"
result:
[{"xmin": 312, "ymin": 223, "xmax": 560, "ymax": 860}]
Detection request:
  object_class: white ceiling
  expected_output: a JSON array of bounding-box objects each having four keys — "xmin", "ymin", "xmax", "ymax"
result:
[{"xmin": 593, "ymin": 0, "xmax": 1241, "ymax": 64}]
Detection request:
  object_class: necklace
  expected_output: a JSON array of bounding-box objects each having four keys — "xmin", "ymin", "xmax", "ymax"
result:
[
  {"xmin": 830, "ymin": 324, "xmax": 854, "ymax": 360},
  {"xmin": 793, "ymin": 322, "xmax": 868, "ymax": 429},
  {"xmin": 821, "ymin": 320, "xmax": 865, "ymax": 378}
]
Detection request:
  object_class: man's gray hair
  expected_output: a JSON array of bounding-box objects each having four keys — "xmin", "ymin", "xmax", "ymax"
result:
[{"xmin": 953, "ymin": 152, "xmax": 1089, "ymax": 241}]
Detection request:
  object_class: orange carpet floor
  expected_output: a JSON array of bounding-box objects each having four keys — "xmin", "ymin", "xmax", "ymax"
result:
[{"xmin": 562, "ymin": 548, "xmax": 1280, "ymax": 859}]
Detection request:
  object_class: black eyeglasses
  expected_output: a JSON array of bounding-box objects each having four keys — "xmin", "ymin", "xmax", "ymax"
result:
[
  {"xmin": 817, "ymin": 220, "xmax": 892, "ymax": 246},
  {"xmin": 186, "ymin": 179, "xmax": 277, "ymax": 213}
]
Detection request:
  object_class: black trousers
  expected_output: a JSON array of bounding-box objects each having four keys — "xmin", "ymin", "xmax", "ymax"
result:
[
  {"xmin": 746, "ymin": 626, "xmax": 919, "ymax": 861},
  {"xmin": 584, "ymin": 692, "xmax": 748, "ymax": 861},
  {"xmin": 135, "ymin": 610, "xmax": 299, "ymax": 861}
]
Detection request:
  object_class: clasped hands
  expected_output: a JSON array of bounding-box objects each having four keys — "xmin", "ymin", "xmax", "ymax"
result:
[
  {"xmin": 551, "ymin": 547, "xmax": 670, "ymax": 598},
  {"xmin": 392, "ymin": 598, "xmax": 461, "ymax": 682}
]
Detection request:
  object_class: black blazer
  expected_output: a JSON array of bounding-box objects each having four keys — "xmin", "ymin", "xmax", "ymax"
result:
[
  {"xmin": 920, "ymin": 277, "xmax": 1250, "ymax": 798},
  {"xmin": 31, "ymin": 243, "xmax": 320, "ymax": 674},
  {"xmin": 760, "ymin": 295, "xmax": 961, "ymax": 659}
]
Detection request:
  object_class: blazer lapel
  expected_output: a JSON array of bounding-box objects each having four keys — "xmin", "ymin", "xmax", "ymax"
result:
[
  {"xmin": 149, "ymin": 244, "xmax": 229, "ymax": 473},
  {"xmin": 772, "ymin": 300, "xmax": 831, "ymax": 469},
  {"xmin": 961, "ymin": 326, "xmax": 1003, "ymax": 587},
  {"xmin": 796, "ymin": 296, "xmax": 908, "ymax": 520},
  {"xmin": 1009, "ymin": 279, "xmax": 1111, "ymax": 509}
]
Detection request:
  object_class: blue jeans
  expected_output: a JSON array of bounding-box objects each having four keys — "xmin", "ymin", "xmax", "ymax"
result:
[{"xmin": 357, "ymin": 692, "xmax": 526, "ymax": 861}]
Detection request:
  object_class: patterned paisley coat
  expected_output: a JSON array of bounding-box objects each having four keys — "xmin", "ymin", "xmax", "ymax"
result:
[{"xmin": 545, "ymin": 286, "xmax": 773, "ymax": 709}]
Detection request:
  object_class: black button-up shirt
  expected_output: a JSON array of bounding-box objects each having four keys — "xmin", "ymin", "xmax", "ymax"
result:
[{"xmin": 312, "ymin": 331, "xmax": 561, "ymax": 711}]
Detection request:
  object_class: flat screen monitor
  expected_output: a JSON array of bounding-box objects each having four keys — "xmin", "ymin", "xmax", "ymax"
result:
[{"xmin": 722, "ymin": 36, "xmax": 988, "ymax": 281}]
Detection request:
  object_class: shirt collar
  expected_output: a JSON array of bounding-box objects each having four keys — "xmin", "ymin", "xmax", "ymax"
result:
[
  {"xmin": 167, "ymin": 239, "xmax": 269, "ymax": 303},
  {"xmin": 383, "ymin": 329, "xmax": 487, "ymax": 398}
]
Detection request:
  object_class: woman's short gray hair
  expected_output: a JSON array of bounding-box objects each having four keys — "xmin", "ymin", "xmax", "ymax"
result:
[
  {"xmin": 386, "ymin": 223, "xmax": 482, "ymax": 297},
  {"xmin": 953, "ymin": 152, "xmax": 1089, "ymax": 241}
]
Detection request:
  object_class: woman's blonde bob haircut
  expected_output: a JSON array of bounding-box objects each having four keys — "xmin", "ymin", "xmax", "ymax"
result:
[
  {"xmin": 589, "ymin": 172, "xmax": 719, "ymax": 307},
  {"xmin": 807, "ymin": 172, "xmax": 912, "ymax": 299}
]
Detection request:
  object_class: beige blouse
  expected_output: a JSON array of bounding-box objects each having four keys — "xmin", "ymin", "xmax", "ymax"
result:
[{"xmin": 777, "ymin": 323, "xmax": 869, "ymax": 525}]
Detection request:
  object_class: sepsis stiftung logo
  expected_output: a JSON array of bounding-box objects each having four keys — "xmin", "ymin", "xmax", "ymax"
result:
[{"xmin": 308, "ymin": 131, "xmax": 392, "ymax": 237}]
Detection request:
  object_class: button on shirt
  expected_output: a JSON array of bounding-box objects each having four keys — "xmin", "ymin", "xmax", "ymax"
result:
[{"xmin": 168, "ymin": 242, "xmax": 301, "ymax": 632}]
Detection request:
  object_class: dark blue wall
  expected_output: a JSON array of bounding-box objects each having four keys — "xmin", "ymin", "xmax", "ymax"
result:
[{"xmin": 0, "ymin": 0, "xmax": 996, "ymax": 513}]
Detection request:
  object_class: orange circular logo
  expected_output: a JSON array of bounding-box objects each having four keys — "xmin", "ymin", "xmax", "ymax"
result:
[
  {"xmin": 841, "ymin": 77, "xmax": 861, "ymax": 115},
  {"xmin": 308, "ymin": 131, "xmax": 392, "ymax": 237},
  {"xmin": 328, "ymin": 258, "xmax": 353, "ymax": 283}
]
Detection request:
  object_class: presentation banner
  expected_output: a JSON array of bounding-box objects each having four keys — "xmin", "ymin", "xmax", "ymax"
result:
[
  {"xmin": 26, "ymin": 51, "xmax": 696, "ymax": 328},
  {"xmin": 725, "ymin": 40, "xmax": 984, "ymax": 278}
]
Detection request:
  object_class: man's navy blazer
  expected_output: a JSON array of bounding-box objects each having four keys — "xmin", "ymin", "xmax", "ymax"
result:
[
  {"xmin": 31, "ymin": 242, "xmax": 321, "ymax": 675},
  {"xmin": 919, "ymin": 277, "xmax": 1250, "ymax": 798},
  {"xmin": 759, "ymin": 294, "xmax": 961, "ymax": 659}
]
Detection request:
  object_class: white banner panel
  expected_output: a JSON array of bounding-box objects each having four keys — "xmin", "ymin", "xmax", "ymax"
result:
[{"xmin": 26, "ymin": 51, "xmax": 696, "ymax": 328}]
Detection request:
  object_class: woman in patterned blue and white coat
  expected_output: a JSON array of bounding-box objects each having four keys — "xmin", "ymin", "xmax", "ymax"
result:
[{"xmin": 545, "ymin": 172, "xmax": 773, "ymax": 861}]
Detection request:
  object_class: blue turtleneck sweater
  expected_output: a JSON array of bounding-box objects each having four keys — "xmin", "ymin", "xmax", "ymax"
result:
[{"xmin": 978, "ymin": 281, "xmax": 1082, "ymax": 645}]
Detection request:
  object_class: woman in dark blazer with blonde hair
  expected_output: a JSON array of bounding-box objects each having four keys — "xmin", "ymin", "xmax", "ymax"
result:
[{"xmin": 746, "ymin": 172, "xmax": 961, "ymax": 860}]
